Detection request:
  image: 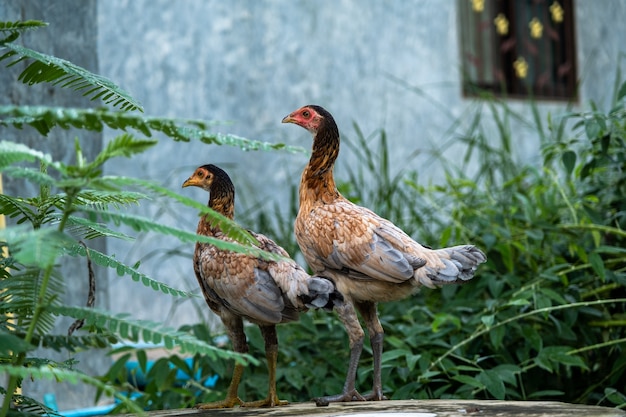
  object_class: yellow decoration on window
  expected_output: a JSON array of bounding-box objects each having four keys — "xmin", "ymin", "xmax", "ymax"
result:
[
  {"xmin": 513, "ymin": 57, "xmax": 529, "ymax": 79},
  {"xmin": 494, "ymin": 13, "xmax": 509, "ymax": 35},
  {"xmin": 529, "ymin": 17, "xmax": 543, "ymax": 39},
  {"xmin": 471, "ymin": 0, "xmax": 484, "ymax": 12},
  {"xmin": 550, "ymin": 1, "xmax": 564, "ymax": 23}
]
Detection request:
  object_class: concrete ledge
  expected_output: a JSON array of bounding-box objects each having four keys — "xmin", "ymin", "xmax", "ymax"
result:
[{"xmin": 134, "ymin": 399, "xmax": 625, "ymax": 417}]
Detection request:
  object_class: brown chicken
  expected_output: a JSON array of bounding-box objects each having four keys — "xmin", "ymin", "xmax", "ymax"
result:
[
  {"xmin": 282, "ymin": 105, "xmax": 487, "ymax": 405},
  {"xmin": 182, "ymin": 164, "xmax": 339, "ymax": 408}
]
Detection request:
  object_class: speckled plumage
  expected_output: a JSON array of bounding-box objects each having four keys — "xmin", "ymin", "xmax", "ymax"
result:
[
  {"xmin": 183, "ymin": 164, "xmax": 338, "ymax": 408},
  {"xmin": 283, "ymin": 105, "xmax": 487, "ymax": 405}
]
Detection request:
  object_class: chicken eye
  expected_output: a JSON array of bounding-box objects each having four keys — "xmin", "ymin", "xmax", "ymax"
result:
[{"xmin": 302, "ymin": 110, "xmax": 310, "ymax": 118}]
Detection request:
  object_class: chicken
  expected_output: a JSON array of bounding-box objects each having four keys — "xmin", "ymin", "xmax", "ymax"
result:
[
  {"xmin": 182, "ymin": 164, "xmax": 339, "ymax": 408},
  {"xmin": 282, "ymin": 105, "xmax": 487, "ymax": 405}
]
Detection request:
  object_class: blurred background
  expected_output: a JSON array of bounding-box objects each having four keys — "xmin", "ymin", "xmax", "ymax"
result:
[{"xmin": 2, "ymin": 0, "xmax": 625, "ymax": 411}]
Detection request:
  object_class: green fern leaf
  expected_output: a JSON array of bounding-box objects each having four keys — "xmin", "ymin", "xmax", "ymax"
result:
[
  {"xmin": 0, "ymin": 140, "xmax": 55, "ymax": 170},
  {"xmin": 31, "ymin": 333, "xmax": 118, "ymax": 352},
  {"xmin": 79, "ymin": 207, "xmax": 284, "ymax": 262},
  {"xmin": 0, "ymin": 20, "xmax": 48, "ymax": 33},
  {"xmin": 0, "ymin": 364, "xmax": 145, "ymax": 415},
  {"xmin": 93, "ymin": 133, "xmax": 157, "ymax": 167},
  {"xmin": 0, "ymin": 43, "xmax": 142, "ymax": 112},
  {"xmin": 0, "ymin": 20, "xmax": 47, "ymax": 44},
  {"xmin": 9, "ymin": 394, "xmax": 62, "ymax": 417},
  {"xmin": 0, "ymin": 166, "xmax": 56, "ymax": 188},
  {"xmin": 0, "ymin": 106, "xmax": 308, "ymax": 153},
  {"xmin": 126, "ymin": 177, "xmax": 259, "ymax": 246},
  {"xmin": 49, "ymin": 305, "xmax": 257, "ymax": 365},
  {"xmin": 0, "ymin": 225, "xmax": 73, "ymax": 268},
  {"xmin": 0, "ymin": 268, "xmax": 64, "ymax": 335},
  {"xmin": 56, "ymin": 214, "xmax": 135, "ymax": 241},
  {"xmin": 64, "ymin": 244, "xmax": 194, "ymax": 297},
  {"xmin": 0, "ymin": 329, "xmax": 34, "ymax": 355},
  {"xmin": 0, "ymin": 194, "xmax": 37, "ymax": 224},
  {"xmin": 74, "ymin": 190, "xmax": 148, "ymax": 209}
]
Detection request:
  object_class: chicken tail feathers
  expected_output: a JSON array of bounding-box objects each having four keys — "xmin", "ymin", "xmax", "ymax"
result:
[
  {"xmin": 302, "ymin": 276, "xmax": 343, "ymax": 311},
  {"xmin": 418, "ymin": 245, "xmax": 486, "ymax": 289}
]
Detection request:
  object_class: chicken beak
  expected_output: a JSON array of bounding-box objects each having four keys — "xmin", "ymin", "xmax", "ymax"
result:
[
  {"xmin": 182, "ymin": 177, "xmax": 195, "ymax": 188},
  {"xmin": 281, "ymin": 114, "xmax": 295, "ymax": 124}
]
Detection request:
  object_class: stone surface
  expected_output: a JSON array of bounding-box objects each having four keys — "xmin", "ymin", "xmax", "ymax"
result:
[{"xmin": 122, "ymin": 400, "xmax": 626, "ymax": 417}]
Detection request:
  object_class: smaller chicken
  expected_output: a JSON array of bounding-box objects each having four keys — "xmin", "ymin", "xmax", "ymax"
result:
[{"xmin": 182, "ymin": 164, "xmax": 339, "ymax": 408}]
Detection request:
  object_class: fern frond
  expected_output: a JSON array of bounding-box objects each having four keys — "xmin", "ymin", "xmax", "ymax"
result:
[
  {"xmin": 0, "ymin": 44, "xmax": 142, "ymax": 112},
  {"xmin": 118, "ymin": 176, "xmax": 259, "ymax": 246},
  {"xmin": 0, "ymin": 20, "xmax": 48, "ymax": 34},
  {"xmin": 65, "ymin": 244, "xmax": 193, "ymax": 298},
  {"xmin": 9, "ymin": 394, "xmax": 62, "ymax": 417},
  {"xmin": 0, "ymin": 20, "xmax": 47, "ymax": 44},
  {"xmin": 55, "ymin": 214, "xmax": 135, "ymax": 241},
  {"xmin": 0, "ymin": 225, "xmax": 73, "ymax": 268},
  {"xmin": 79, "ymin": 207, "xmax": 284, "ymax": 262},
  {"xmin": 33, "ymin": 332, "xmax": 118, "ymax": 352},
  {"xmin": 0, "ymin": 106, "xmax": 307, "ymax": 153},
  {"xmin": 0, "ymin": 268, "xmax": 63, "ymax": 335},
  {"xmin": 1, "ymin": 326, "xmax": 117, "ymax": 353},
  {"xmin": 0, "ymin": 140, "xmax": 55, "ymax": 170},
  {"xmin": 74, "ymin": 190, "xmax": 148, "ymax": 209},
  {"xmin": 94, "ymin": 133, "xmax": 157, "ymax": 165},
  {"xmin": 0, "ymin": 329, "xmax": 34, "ymax": 355},
  {"xmin": 0, "ymin": 166, "xmax": 56, "ymax": 189},
  {"xmin": 0, "ymin": 194, "xmax": 38, "ymax": 224},
  {"xmin": 0, "ymin": 364, "xmax": 145, "ymax": 415},
  {"xmin": 49, "ymin": 305, "xmax": 257, "ymax": 365}
]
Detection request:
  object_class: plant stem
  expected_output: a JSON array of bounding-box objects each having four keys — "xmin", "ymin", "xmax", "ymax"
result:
[
  {"xmin": 560, "ymin": 223, "xmax": 626, "ymax": 238},
  {"xmin": 428, "ymin": 298, "xmax": 626, "ymax": 373},
  {"xmin": 1, "ymin": 190, "xmax": 76, "ymax": 417}
]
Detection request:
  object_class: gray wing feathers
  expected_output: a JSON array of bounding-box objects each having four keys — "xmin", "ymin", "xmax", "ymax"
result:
[
  {"xmin": 420, "ymin": 245, "xmax": 487, "ymax": 288},
  {"xmin": 303, "ymin": 276, "xmax": 337, "ymax": 309}
]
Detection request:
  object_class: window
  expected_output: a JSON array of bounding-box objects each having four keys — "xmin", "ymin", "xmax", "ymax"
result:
[{"xmin": 459, "ymin": 0, "xmax": 577, "ymax": 101}]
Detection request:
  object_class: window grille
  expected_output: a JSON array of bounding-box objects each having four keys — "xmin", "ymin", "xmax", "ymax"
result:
[{"xmin": 459, "ymin": 0, "xmax": 577, "ymax": 101}]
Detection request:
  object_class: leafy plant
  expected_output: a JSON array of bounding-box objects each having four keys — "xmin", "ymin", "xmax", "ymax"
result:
[{"xmin": 0, "ymin": 20, "xmax": 300, "ymax": 417}]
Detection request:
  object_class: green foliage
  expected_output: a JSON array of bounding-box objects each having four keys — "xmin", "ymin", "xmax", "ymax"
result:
[
  {"xmin": 229, "ymin": 83, "xmax": 626, "ymax": 408},
  {"xmin": 0, "ymin": 106, "xmax": 306, "ymax": 153},
  {"xmin": 0, "ymin": 20, "xmax": 290, "ymax": 417},
  {"xmin": 97, "ymin": 325, "xmax": 232, "ymax": 411}
]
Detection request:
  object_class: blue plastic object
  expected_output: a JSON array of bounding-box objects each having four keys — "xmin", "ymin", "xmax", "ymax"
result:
[
  {"xmin": 43, "ymin": 352, "xmax": 218, "ymax": 417},
  {"xmin": 124, "ymin": 357, "xmax": 218, "ymax": 388}
]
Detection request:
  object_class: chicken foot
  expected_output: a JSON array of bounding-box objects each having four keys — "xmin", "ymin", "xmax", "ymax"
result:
[{"xmin": 313, "ymin": 298, "xmax": 367, "ymax": 406}]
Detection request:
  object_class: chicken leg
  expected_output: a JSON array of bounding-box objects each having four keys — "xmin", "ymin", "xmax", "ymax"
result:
[
  {"xmin": 195, "ymin": 315, "xmax": 246, "ymax": 409},
  {"xmin": 242, "ymin": 325, "xmax": 288, "ymax": 407},
  {"xmin": 356, "ymin": 301, "xmax": 387, "ymax": 401},
  {"xmin": 313, "ymin": 298, "xmax": 367, "ymax": 406}
]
